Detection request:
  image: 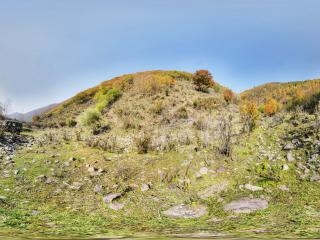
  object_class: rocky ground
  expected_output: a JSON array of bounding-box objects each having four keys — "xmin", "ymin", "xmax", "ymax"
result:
[{"xmin": 0, "ymin": 110, "xmax": 319, "ymax": 238}]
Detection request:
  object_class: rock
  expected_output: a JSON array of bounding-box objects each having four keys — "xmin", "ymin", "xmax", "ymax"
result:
[
  {"xmin": 69, "ymin": 157, "xmax": 76, "ymax": 161},
  {"xmin": 94, "ymin": 184, "xmax": 103, "ymax": 193},
  {"xmin": 69, "ymin": 182, "xmax": 82, "ymax": 191},
  {"xmin": 310, "ymin": 174, "xmax": 320, "ymax": 182},
  {"xmin": 286, "ymin": 152, "xmax": 294, "ymax": 162},
  {"xmin": 141, "ymin": 183, "xmax": 150, "ymax": 192},
  {"xmin": 224, "ymin": 198, "xmax": 268, "ymax": 213},
  {"xmin": 45, "ymin": 177, "xmax": 55, "ymax": 184},
  {"xmin": 108, "ymin": 203, "xmax": 125, "ymax": 211},
  {"xmin": 278, "ymin": 185, "xmax": 289, "ymax": 191},
  {"xmin": 87, "ymin": 166, "xmax": 104, "ymax": 176},
  {"xmin": 243, "ymin": 184, "xmax": 263, "ymax": 191},
  {"xmin": 0, "ymin": 196, "xmax": 7, "ymax": 203},
  {"xmin": 103, "ymin": 193, "xmax": 122, "ymax": 203},
  {"xmin": 163, "ymin": 204, "xmax": 207, "ymax": 218},
  {"xmin": 282, "ymin": 164, "xmax": 289, "ymax": 171},
  {"xmin": 283, "ymin": 143, "xmax": 294, "ymax": 150},
  {"xmin": 35, "ymin": 175, "xmax": 47, "ymax": 182},
  {"xmin": 198, "ymin": 181, "xmax": 229, "ymax": 199},
  {"xmin": 199, "ymin": 167, "xmax": 208, "ymax": 175}
]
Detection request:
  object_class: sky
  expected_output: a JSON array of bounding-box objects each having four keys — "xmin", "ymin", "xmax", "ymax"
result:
[{"xmin": 0, "ymin": 0, "xmax": 320, "ymax": 113}]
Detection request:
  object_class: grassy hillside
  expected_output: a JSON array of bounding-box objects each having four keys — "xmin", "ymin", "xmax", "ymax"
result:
[
  {"xmin": 1, "ymin": 70, "xmax": 320, "ymax": 238},
  {"xmin": 240, "ymin": 79, "xmax": 320, "ymax": 113}
]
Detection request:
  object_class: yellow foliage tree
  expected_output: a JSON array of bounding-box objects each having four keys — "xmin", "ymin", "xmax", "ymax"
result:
[{"xmin": 264, "ymin": 98, "xmax": 278, "ymax": 116}]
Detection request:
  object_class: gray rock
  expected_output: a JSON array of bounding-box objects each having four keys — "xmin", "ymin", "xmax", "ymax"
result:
[
  {"xmin": 282, "ymin": 164, "xmax": 289, "ymax": 171},
  {"xmin": 103, "ymin": 193, "xmax": 122, "ymax": 203},
  {"xmin": 198, "ymin": 181, "xmax": 229, "ymax": 199},
  {"xmin": 163, "ymin": 204, "xmax": 207, "ymax": 218},
  {"xmin": 224, "ymin": 198, "xmax": 268, "ymax": 213},
  {"xmin": 278, "ymin": 185, "xmax": 289, "ymax": 191},
  {"xmin": 199, "ymin": 167, "xmax": 208, "ymax": 175},
  {"xmin": 108, "ymin": 202, "xmax": 125, "ymax": 211},
  {"xmin": 69, "ymin": 182, "xmax": 82, "ymax": 191},
  {"xmin": 310, "ymin": 174, "xmax": 320, "ymax": 182},
  {"xmin": 94, "ymin": 184, "xmax": 103, "ymax": 193},
  {"xmin": 286, "ymin": 152, "xmax": 294, "ymax": 162},
  {"xmin": 141, "ymin": 183, "xmax": 150, "ymax": 192},
  {"xmin": 243, "ymin": 184, "xmax": 263, "ymax": 191},
  {"xmin": 283, "ymin": 143, "xmax": 294, "ymax": 150}
]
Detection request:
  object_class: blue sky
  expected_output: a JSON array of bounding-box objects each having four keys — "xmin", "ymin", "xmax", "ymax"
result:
[{"xmin": 1, "ymin": 0, "xmax": 320, "ymax": 113}]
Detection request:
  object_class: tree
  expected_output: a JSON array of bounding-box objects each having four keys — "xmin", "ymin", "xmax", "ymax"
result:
[
  {"xmin": 240, "ymin": 101, "xmax": 259, "ymax": 133},
  {"xmin": 192, "ymin": 70, "xmax": 214, "ymax": 92},
  {"xmin": 223, "ymin": 89, "xmax": 234, "ymax": 103},
  {"xmin": 264, "ymin": 98, "xmax": 278, "ymax": 116}
]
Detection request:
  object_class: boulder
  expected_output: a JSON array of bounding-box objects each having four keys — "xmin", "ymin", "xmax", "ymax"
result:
[
  {"xmin": 243, "ymin": 184, "xmax": 263, "ymax": 191},
  {"xmin": 163, "ymin": 204, "xmax": 207, "ymax": 218},
  {"xmin": 198, "ymin": 181, "xmax": 229, "ymax": 199},
  {"xmin": 103, "ymin": 193, "xmax": 122, "ymax": 203},
  {"xmin": 224, "ymin": 198, "xmax": 268, "ymax": 213}
]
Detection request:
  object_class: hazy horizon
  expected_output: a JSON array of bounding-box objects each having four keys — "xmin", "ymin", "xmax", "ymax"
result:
[{"xmin": 1, "ymin": 0, "xmax": 320, "ymax": 113}]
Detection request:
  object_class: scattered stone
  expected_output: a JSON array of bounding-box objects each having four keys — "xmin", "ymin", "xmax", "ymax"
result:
[
  {"xmin": 198, "ymin": 181, "xmax": 229, "ymax": 199},
  {"xmin": 141, "ymin": 183, "xmax": 150, "ymax": 192},
  {"xmin": 69, "ymin": 157, "xmax": 76, "ymax": 161},
  {"xmin": 278, "ymin": 185, "xmax": 289, "ymax": 191},
  {"xmin": 0, "ymin": 196, "xmax": 7, "ymax": 203},
  {"xmin": 69, "ymin": 182, "xmax": 82, "ymax": 191},
  {"xmin": 94, "ymin": 184, "xmax": 103, "ymax": 193},
  {"xmin": 286, "ymin": 152, "xmax": 294, "ymax": 162},
  {"xmin": 224, "ymin": 198, "xmax": 268, "ymax": 213},
  {"xmin": 310, "ymin": 174, "xmax": 320, "ymax": 182},
  {"xmin": 103, "ymin": 193, "xmax": 122, "ymax": 203},
  {"xmin": 243, "ymin": 184, "xmax": 263, "ymax": 192},
  {"xmin": 108, "ymin": 202, "xmax": 125, "ymax": 211},
  {"xmin": 199, "ymin": 167, "xmax": 208, "ymax": 175},
  {"xmin": 163, "ymin": 204, "xmax": 207, "ymax": 218},
  {"xmin": 282, "ymin": 164, "xmax": 289, "ymax": 171},
  {"xmin": 283, "ymin": 143, "xmax": 294, "ymax": 150}
]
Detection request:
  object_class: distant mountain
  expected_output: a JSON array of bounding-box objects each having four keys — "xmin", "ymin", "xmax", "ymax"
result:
[{"xmin": 8, "ymin": 103, "xmax": 58, "ymax": 122}]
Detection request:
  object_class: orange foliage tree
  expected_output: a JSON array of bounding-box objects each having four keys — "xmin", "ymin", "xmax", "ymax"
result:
[
  {"xmin": 264, "ymin": 98, "xmax": 278, "ymax": 116},
  {"xmin": 223, "ymin": 89, "xmax": 234, "ymax": 103},
  {"xmin": 192, "ymin": 70, "xmax": 214, "ymax": 92}
]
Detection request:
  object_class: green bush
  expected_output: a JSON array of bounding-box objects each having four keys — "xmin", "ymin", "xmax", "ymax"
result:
[
  {"xmin": 66, "ymin": 118, "xmax": 77, "ymax": 127},
  {"xmin": 95, "ymin": 87, "xmax": 122, "ymax": 112},
  {"xmin": 79, "ymin": 109, "xmax": 101, "ymax": 126}
]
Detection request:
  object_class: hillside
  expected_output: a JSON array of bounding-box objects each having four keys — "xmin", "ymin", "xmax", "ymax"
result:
[
  {"xmin": 1, "ymin": 70, "xmax": 320, "ymax": 238},
  {"xmin": 8, "ymin": 103, "xmax": 58, "ymax": 122},
  {"xmin": 240, "ymin": 79, "xmax": 320, "ymax": 112}
]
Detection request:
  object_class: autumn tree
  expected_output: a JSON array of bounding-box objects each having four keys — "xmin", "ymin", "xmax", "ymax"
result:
[
  {"xmin": 223, "ymin": 89, "xmax": 234, "ymax": 103},
  {"xmin": 192, "ymin": 70, "xmax": 214, "ymax": 92},
  {"xmin": 240, "ymin": 101, "xmax": 259, "ymax": 133},
  {"xmin": 264, "ymin": 98, "xmax": 278, "ymax": 116}
]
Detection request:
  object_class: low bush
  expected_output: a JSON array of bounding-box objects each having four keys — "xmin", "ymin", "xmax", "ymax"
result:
[
  {"xmin": 79, "ymin": 109, "xmax": 101, "ymax": 126},
  {"xmin": 66, "ymin": 118, "xmax": 77, "ymax": 127},
  {"xmin": 135, "ymin": 132, "xmax": 152, "ymax": 153},
  {"xmin": 175, "ymin": 107, "xmax": 188, "ymax": 119},
  {"xmin": 95, "ymin": 87, "xmax": 122, "ymax": 112},
  {"xmin": 193, "ymin": 97, "xmax": 219, "ymax": 110}
]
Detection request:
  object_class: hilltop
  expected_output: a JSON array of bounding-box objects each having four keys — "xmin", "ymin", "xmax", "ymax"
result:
[{"xmin": 0, "ymin": 70, "xmax": 320, "ymax": 238}]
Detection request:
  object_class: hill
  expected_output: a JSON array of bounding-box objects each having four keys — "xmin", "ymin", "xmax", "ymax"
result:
[
  {"xmin": 1, "ymin": 70, "xmax": 320, "ymax": 238},
  {"xmin": 240, "ymin": 79, "xmax": 320, "ymax": 113},
  {"xmin": 8, "ymin": 103, "xmax": 58, "ymax": 122}
]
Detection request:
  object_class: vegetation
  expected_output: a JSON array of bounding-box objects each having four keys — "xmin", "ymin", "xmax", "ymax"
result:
[
  {"xmin": 79, "ymin": 109, "xmax": 101, "ymax": 126},
  {"xmin": 240, "ymin": 101, "xmax": 259, "ymax": 132},
  {"xmin": 4, "ymin": 70, "xmax": 320, "ymax": 238},
  {"xmin": 192, "ymin": 70, "xmax": 214, "ymax": 92}
]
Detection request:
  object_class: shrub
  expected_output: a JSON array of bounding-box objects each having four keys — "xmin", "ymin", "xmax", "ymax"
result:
[
  {"xmin": 95, "ymin": 87, "xmax": 122, "ymax": 112},
  {"xmin": 134, "ymin": 73, "xmax": 176, "ymax": 94},
  {"xmin": 66, "ymin": 118, "xmax": 77, "ymax": 127},
  {"xmin": 79, "ymin": 109, "xmax": 101, "ymax": 126},
  {"xmin": 192, "ymin": 70, "xmax": 214, "ymax": 92},
  {"xmin": 175, "ymin": 107, "xmax": 188, "ymax": 119},
  {"xmin": 240, "ymin": 101, "xmax": 259, "ymax": 133},
  {"xmin": 264, "ymin": 98, "xmax": 278, "ymax": 116},
  {"xmin": 193, "ymin": 97, "xmax": 220, "ymax": 110},
  {"xmin": 223, "ymin": 89, "xmax": 234, "ymax": 103},
  {"xmin": 32, "ymin": 115, "xmax": 40, "ymax": 122},
  {"xmin": 151, "ymin": 100, "xmax": 164, "ymax": 114},
  {"xmin": 135, "ymin": 132, "xmax": 152, "ymax": 154},
  {"xmin": 218, "ymin": 115, "xmax": 233, "ymax": 157}
]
